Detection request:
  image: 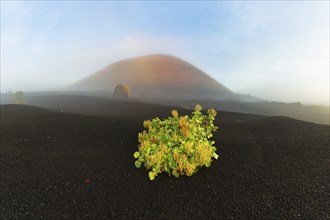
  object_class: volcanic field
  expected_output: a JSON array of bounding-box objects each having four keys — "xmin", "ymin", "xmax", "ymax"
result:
[{"xmin": 1, "ymin": 97, "xmax": 329, "ymax": 219}]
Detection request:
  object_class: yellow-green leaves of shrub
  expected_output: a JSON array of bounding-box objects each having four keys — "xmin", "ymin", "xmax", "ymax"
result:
[
  {"xmin": 12, "ymin": 91, "xmax": 26, "ymax": 104},
  {"xmin": 134, "ymin": 105, "xmax": 219, "ymax": 180}
]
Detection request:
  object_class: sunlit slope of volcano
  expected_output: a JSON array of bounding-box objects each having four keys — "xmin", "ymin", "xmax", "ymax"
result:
[{"xmin": 72, "ymin": 54, "xmax": 236, "ymax": 100}]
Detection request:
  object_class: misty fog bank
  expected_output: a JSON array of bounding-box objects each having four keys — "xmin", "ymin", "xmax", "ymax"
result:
[{"xmin": 1, "ymin": 92, "xmax": 329, "ymax": 125}]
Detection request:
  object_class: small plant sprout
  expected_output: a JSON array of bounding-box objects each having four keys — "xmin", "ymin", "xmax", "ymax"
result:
[{"xmin": 134, "ymin": 104, "xmax": 219, "ymax": 180}]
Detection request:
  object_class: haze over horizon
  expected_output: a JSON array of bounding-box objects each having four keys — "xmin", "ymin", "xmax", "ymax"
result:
[{"xmin": 1, "ymin": 1, "xmax": 329, "ymax": 105}]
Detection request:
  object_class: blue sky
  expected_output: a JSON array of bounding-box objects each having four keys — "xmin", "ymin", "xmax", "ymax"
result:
[{"xmin": 1, "ymin": 1, "xmax": 329, "ymax": 105}]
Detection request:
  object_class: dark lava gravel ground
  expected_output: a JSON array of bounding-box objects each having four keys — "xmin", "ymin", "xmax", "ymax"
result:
[{"xmin": 1, "ymin": 104, "xmax": 329, "ymax": 219}]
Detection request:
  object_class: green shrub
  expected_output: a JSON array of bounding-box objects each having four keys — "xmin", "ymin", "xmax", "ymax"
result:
[
  {"xmin": 134, "ymin": 104, "xmax": 219, "ymax": 180},
  {"xmin": 15, "ymin": 100, "xmax": 26, "ymax": 104},
  {"xmin": 12, "ymin": 91, "xmax": 26, "ymax": 104}
]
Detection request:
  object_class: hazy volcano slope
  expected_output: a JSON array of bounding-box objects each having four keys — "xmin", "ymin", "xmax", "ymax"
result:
[{"xmin": 72, "ymin": 54, "xmax": 242, "ymax": 100}]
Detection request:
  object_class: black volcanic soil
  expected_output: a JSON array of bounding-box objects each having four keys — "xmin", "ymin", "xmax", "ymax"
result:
[{"xmin": 1, "ymin": 100, "xmax": 329, "ymax": 219}]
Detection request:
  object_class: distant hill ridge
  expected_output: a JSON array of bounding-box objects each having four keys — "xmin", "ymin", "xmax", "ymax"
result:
[{"xmin": 71, "ymin": 54, "xmax": 257, "ymax": 101}]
